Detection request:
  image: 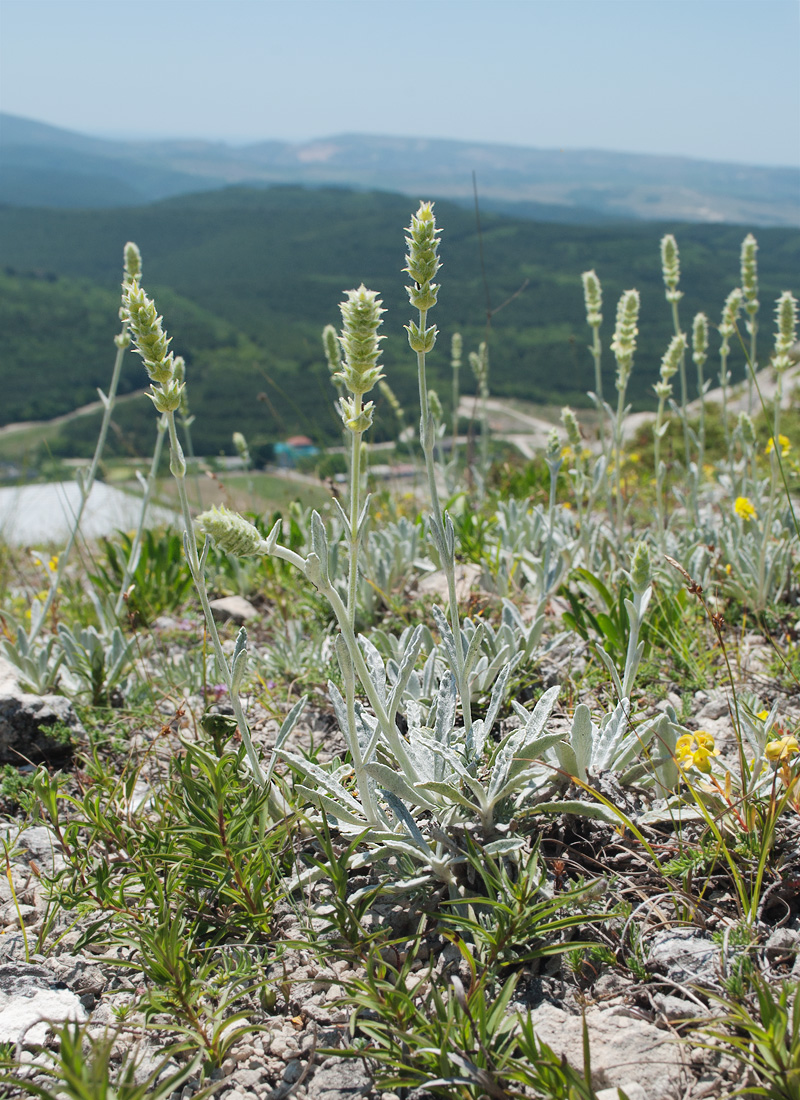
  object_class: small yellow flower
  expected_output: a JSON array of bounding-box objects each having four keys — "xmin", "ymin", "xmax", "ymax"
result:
[
  {"xmin": 725, "ymin": 563, "xmax": 733, "ymax": 575},
  {"xmin": 765, "ymin": 435, "xmax": 791, "ymax": 457},
  {"xmin": 765, "ymin": 735, "xmax": 800, "ymax": 764},
  {"xmin": 757, "ymin": 709, "xmax": 769, "ymax": 721},
  {"xmin": 734, "ymin": 496, "xmax": 757, "ymax": 521},
  {"xmin": 561, "ymin": 445, "xmax": 575, "ymax": 461},
  {"xmin": 675, "ymin": 731, "xmax": 720, "ymax": 774},
  {"xmin": 628, "ymin": 452, "xmax": 641, "ymax": 464},
  {"xmin": 48, "ymin": 556, "xmax": 58, "ymax": 573}
]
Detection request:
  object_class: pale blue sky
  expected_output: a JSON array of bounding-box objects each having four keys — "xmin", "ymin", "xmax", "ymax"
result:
[{"xmin": 1, "ymin": 0, "xmax": 798, "ymax": 167}]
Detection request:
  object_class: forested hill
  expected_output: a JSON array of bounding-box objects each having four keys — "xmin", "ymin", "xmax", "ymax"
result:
[{"xmin": 1, "ymin": 186, "xmax": 798, "ymax": 457}]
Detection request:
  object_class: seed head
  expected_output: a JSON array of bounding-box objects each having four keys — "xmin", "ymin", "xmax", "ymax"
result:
[
  {"xmin": 335, "ymin": 286, "xmax": 385, "ymax": 398},
  {"xmin": 233, "ymin": 431, "xmax": 250, "ymax": 465},
  {"xmin": 196, "ymin": 505, "xmax": 264, "ymax": 557},
  {"xmin": 451, "ymin": 332, "xmax": 463, "ymax": 368}
]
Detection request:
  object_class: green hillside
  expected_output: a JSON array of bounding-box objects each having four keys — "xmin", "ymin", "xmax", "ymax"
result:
[{"xmin": 1, "ymin": 186, "xmax": 798, "ymax": 458}]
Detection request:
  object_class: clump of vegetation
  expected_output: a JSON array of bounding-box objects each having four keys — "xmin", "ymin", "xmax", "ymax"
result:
[{"xmin": 1, "ymin": 205, "xmax": 799, "ymax": 1099}]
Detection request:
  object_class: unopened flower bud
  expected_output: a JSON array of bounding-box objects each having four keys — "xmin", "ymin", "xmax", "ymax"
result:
[
  {"xmin": 450, "ymin": 332, "xmax": 462, "ymax": 368},
  {"xmin": 629, "ymin": 541, "xmax": 651, "ymax": 595},
  {"xmin": 196, "ymin": 505, "xmax": 264, "ymax": 557},
  {"xmin": 428, "ymin": 389, "xmax": 443, "ymax": 424},
  {"xmin": 339, "ymin": 396, "xmax": 375, "ymax": 434},
  {"xmin": 233, "ymin": 431, "xmax": 250, "ymax": 465}
]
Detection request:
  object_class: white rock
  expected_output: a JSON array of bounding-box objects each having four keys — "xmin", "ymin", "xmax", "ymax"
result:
[{"xmin": 0, "ymin": 988, "xmax": 86, "ymax": 1046}]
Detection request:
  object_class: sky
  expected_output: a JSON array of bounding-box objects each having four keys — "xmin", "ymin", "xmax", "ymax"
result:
[{"xmin": 1, "ymin": 0, "xmax": 799, "ymax": 168}]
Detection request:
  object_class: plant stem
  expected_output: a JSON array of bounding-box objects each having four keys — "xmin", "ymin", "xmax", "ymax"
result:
[{"xmin": 415, "ymin": 309, "xmax": 472, "ymax": 736}]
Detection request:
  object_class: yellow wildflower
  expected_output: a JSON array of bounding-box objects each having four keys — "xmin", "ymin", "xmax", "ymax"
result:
[
  {"xmin": 675, "ymin": 731, "xmax": 720, "ymax": 774},
  {"xmin": 628, "ymin": 452, "xmax": 641, "ymax": 464},
  {"xmin": 734, "ymin": 496, "xmax": 757, "ymax": 521},
  {"xmin": 757, "ymin": 710, "xmax": 769, "ymax": 721},
  {"xmin": 561, "ymin": 445, "xmax": 575, "ymax": 461},
  {"xmin": 765, "ymin": 435, "xmax": 791, "ymax": 457},
  {"xmin": 765, "ymin": 735, "xmax": 799, "ymax": 764}
]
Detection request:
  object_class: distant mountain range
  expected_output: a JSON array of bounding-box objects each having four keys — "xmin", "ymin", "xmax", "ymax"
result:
[{"xmin": 2, "ymin": 112, "xmax": 798, "ymax": 227}]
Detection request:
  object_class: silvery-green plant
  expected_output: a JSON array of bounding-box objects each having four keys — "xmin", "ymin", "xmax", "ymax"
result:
[
  {"xmin": 56, "ymin": 623, "xmax": 137, "ymax": 706},
  {"xmin": 653, "ymin": 333, "xmax": 685, "ymax": 552},
  {"xmin": 769, "ymin": 291, "xmax": 798, "ymax": 446},
  {"xmin": 450, "ymin": 331, "xmax": 462, "ymax": 464},
  {"xmin": 692, "ymin": 311, "xmax": 710, "ymax": 477},
  {"xmin": 609, "ymin": 288, "xmax": 640, "ymax": 539},
  {"xmin": 740, "ymin": 232, "xmax": 760, "ymax": 410},
  {"xmin": 595, "ymin": 541, "xmax": 653, "ymax": 701},
  {"xmin": 405, "ymin": 203, "xmax": 474, "ymax": 737},
  {"xmin": 660, "ymin": 234, "xmax": 690, "ymax": 467},
  {"xmin": 581, "ymin": 269, "xmax": 604, "ymax": 444},
  {"xmin": 26, "ymin": 242, "xmax": 139, "ymax": 646},
  {"xmin": 121, "ymin": 274, "xmax": 277, "ymax": 796},
  {"xmin": 719, "ymin": 287, "xmax": 743, "ymax": 465},
  {"xmin": 469, "ymin": 340, "xmax": 490, "ymax": 485}
]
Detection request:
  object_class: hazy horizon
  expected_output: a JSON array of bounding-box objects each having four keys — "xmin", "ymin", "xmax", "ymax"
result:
[{"xmin": 1, "ymin": 0, "xmax": 798, "ymax": 171}]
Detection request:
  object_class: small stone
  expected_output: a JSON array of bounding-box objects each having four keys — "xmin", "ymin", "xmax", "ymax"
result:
[
  {"xmin": 646, "ymin": 929, "xmax": 720, "ymax": 988},
  {"xmin": 766, "ymin": 928, "xmax": 799, "ymax": 955},
  {"xmin": 283, "ymin": 1059, "xmax": 303, "ymax": 1083},
  {"xmin": 209, "ymin": 596, "xmax": 258, "ymax": 624}
]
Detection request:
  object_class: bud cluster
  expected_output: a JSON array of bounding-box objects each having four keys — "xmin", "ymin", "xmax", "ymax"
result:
[
  {"xmin": 654, "ymin": 333, "xmax": 685, "ymax": 399},
  {"xmin": 196, "ymin": 505, "xmax": 264, "ymax": 557},
  {"xmin": 772, "ymin": 291, "xmax": 798, "ymax": 375},
  {"xmin": 334, "ymin": 285, "xmax": 385, "ymax": 435},
  {"xmin": 121, "ymin": 278, "xmax": 185, "ymax": 414},
  {"xmin": 692, "ymin": 312, "xmax": 709, "ymax": 369},
  {"xmin": 610, "ymin": 289, "xmax": 640, "ymax": 389},
  {"xmin": 719, "ymin": 288, "xmax": 743, "ymax": 354},
  {"xmin": 740, "ymin": 234, "xmax": 759, "ymax": 316},
  {"xmin": 660, "ymin": 235, "xmax": 683, "ymax": 304},
  {"xmin": 581, "ymin": 270, "xmax": 603, "ymax": 327},
  {"xmin": 560, "ymin": 407, "xmax": 582, "ymax": 451},
  {"xmin": 405, "ymin": 202, "xmax": 440, "ymax": 354},
  {"xmin": 469, "ymin": 342, "xmax": 489, "ymax": 397}
]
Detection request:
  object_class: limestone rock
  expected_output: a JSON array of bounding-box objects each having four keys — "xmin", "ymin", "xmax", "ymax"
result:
[
  {"xmin": 645, "ymin": 928, "xmax": 721, "ymax": 988},
  {"xmin": 528, "ymin": 1004, "xmax": 687, "ymax": 1099},
  {"xmin": 0, "ymin": 962, "xmax": 86, "ymax": 1047}
]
